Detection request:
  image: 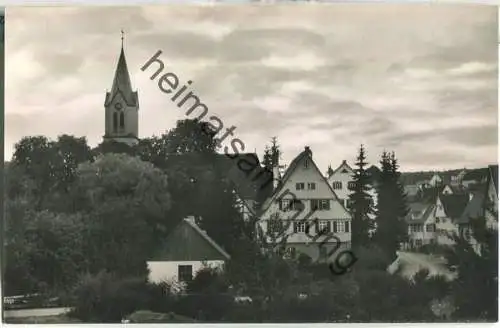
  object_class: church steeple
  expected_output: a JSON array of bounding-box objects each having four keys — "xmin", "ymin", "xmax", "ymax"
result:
[
  {"xmin": 105, "ymin": 30, "xmax": 138, "ymax": 107},
  {"xmin": 103, "ymin": 31, "xmax": 139, "ymax": 146}
]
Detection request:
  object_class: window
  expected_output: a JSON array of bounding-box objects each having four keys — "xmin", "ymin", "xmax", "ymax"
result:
[
  {"xmin": 340, "ymin": 168, "xmax": 348, "ymax": 174},
  {"xmin": 281, "ymin": 199, "xmax": 303, "ymax": 211},
  {"xmin": 286, "ymin": 247, "xmax": 296, "ymax": 258},
  {"xmin": 294, "ymin": 221, "xmax": 306, "ymax": 233},
  {"xmin": 113, "ymin": 112, "xmax": 118, "ymax": 132},
  {"xmin": 436, "ymin": 218, "xmax": 440, "ymax": 224},
  {"xmin": 332, "ymin": 181, "xmax": 342, "ymax": 190},
  {"xmin": 296, "ymin": 183, "xmax": 305, "ymax": 190},
  {"xmin": 317, "ymin": 221, "xmax": 331, "ymax": 234},
  {"xmin": 268, "ymin": 220, "xmax": 284, "ymax": 234},
  {"xmin": 333, "ymin": 221, "xmax": 347, "ymax": 233},
  {"xmin": 344, "ymin": 221, "xmax": 350, "ymax": 233},
  {"xmin": 119, "ymin": 112, "xmax": 125, "ymax": 128},
  {"xmin": 426, "ymin": 224, "xmax": 436, "ymax": 232},
  {"xmin": 307, "ymin": 182, "xmax": 316, "ymax": 190},
  {"xmin": 415, "ymin": 239, "xmax": 423, "ymax": 248},
  {"xmin": 348, "ymin": 181, "xmax": 356, "ymax": 190},
  {"xmin": 310, "ymin": 199, "xmax": 330, "ymax": 211},
  {"xmin": 178, "ymin": 265, "xmax": 192, "ymax": 282}
]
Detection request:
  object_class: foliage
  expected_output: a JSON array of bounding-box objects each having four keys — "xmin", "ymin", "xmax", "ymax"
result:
[
  {"xmin": 348, "ymin": 144, "xmax": 374, "ymax": 247},
  {"xmin": 373, "ymin": 151, "xmax": 409, "ymax": 261},
  {"xmin": 443, "ymin": 215, "xmax": 498, "ymax": 321},
  {"xmin": 262, "ymin": 136, "xmax": 281, "ymax": 170},
  {"xmin": 68, "ymin": 271, "xmax": 160, "ymax": 323}
]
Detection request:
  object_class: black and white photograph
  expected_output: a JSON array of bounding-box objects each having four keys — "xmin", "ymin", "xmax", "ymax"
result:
[{"xmin": 3, "ymin": 3, "xmax": 498, "ymax": 323}]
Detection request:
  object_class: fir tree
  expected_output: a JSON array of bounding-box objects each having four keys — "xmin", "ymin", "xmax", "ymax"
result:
[
  {"xmin": 373, "ymin": 151, "xmax": 409, "ymax": 261},
  {"xmin": 347, "ymin": 144, "xmax": 374, "ymax": 248}
]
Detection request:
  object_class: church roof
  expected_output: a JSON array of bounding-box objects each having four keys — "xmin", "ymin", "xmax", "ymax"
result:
[{"xmin": 105, "ymin": 45, "xmax": 139, "ymax": 107}]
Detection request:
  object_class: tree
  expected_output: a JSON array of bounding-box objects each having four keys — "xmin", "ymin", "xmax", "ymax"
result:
[
  {"xmin": 261, "ymin": 137, "xmax": 281, "ymax": 171},
  {"xmin": 348, "ymin": 144, "xmax": 374, "ymax": 248},
  {"xmin": 11, "ymin": 135, "xmax": 93, "ymax": 211},
  {"xmin": 373, "ymin": 151, "xmax": 409, "ymax": 261},
  {"xmin": 71, "ymin": 153, "xmax": 174, "ymax": 277},
  {"xmin": 443, "ymin": 212, "xmax": 498, "ymax": 321},
  {"xmin": 163, "ymin": 119, "xmax": 217, "ymax": 154}
]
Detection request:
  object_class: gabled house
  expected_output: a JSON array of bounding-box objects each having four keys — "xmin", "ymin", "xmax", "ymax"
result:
[
  {"xmin": 429, "ymin": 173, "xmax": 443, "ymax": 187},
  {"xmin": 441, "ymin": 184, "xmax": 466, "ymax": 196},
  {"xmin": 451, "ymin": 168, "xmax": 467, "ymax": 186},
  {"xmin": 405, "ymin": 203, "xmax": 437, "ymax": 248},
  {"xmin": 257, "ymin": 146, "xmax": 351, "ymax": 262},
  {"xmin": 147, "ymin": 216, "xmax": 230, "ymax": 286},
  {"xmin": 435, "ymin": 194, "xmax": 470, "ymax": 245},
  {"xmin": 326, "ymin": 160, "xmax": 355, "ymax": 209}
]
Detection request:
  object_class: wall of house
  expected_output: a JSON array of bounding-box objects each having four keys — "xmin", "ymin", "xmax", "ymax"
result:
[
  {"xmin": 327, "ymin": 164, "xmax": 353, "ymax": 208},
  {"xmin": 434, "ymin": 198, "xmax": 457, "ymax": 245},
  {"xmin": 147, "ymin": 260, "xmax": 225, "ymax": 284}
]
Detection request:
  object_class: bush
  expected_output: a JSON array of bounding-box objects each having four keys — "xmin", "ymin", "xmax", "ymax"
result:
[{"xmin": 68, "ymin": 271, "xmax": 165, "ymax": 322}]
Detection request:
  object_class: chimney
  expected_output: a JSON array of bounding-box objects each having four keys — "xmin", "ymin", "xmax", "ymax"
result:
[{"xmin": 304, "ymin": 146, "xmax": 312, "ymax": 157}]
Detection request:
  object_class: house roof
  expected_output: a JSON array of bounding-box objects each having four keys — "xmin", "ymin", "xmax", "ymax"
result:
[
  {"xmin": 151, "ymin": 217, "xmax": 230, "ymax": 261},
  {"xmin": 331, "ymin": 160, "xmax": 354, "ymax": 176},
  {"xmin": 456, "ymin": 192, "xmax": 485, "ymax": 225},
  {"xmin": 440, "ymin": 184, "xmax": 466, "ymax": 195},
  {"xmin": 463, "ymin": 167, "xmax": 489, "ymax": 182},
  {"xmin": 439, "ymin": 194, "xmax": 469, "ymax": 219},
  {"xmin": 260, "ymin": 146, "xmax": 350, "ymax": 216},
  {"xmin": 406, "ymin": 203, "xmax": 434, "ymax": 224}
]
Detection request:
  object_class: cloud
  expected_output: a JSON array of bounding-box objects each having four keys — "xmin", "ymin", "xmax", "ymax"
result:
[{"xmin": 5, "ymin": 4, "xmax": 498, "ymax": 172}]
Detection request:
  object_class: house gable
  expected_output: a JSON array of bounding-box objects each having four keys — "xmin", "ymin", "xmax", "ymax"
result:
[
  {"xmin": 151, "ymin": 218, "xmax": 230, "ymax": 262},
  {"xmin": 260, "ymin": 147, "xmax": 350, "ymax": 219}
]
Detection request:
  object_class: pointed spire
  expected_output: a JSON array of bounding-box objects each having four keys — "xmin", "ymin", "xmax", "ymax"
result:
[{"xmin": 107, "ymin": 30, "xmax": 137, "ymax": 106}]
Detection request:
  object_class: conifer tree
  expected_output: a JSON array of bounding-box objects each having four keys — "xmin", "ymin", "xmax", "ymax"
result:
[
  {"xmin": 373, "ymin": 151, "xmax": 409, "ymax": 260},
  {"xmin": 347, "ymin": 144, "xmax": 374, "ymax": 248}
]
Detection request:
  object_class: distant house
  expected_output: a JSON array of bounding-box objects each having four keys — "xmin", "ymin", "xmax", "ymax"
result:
[
  {"xmin": 462, "ymin": 168, "xmax": 489, "ymax": 188},
  {"xmin": 441, "ymin": 184, "xmax": 466, "ymax": 196},
  {"xmin": 429, "ymin": 173, "xmax": 443, "ymax": 187},
  {"xmin": 257, "ymin": 146, "xmax": 351, "ymax": 262},
  {"xmin": 451, "ymin": 169, "xmax": 467, "ymax": 186},
  {"xmin": 147, "ymin": 216, "xmax": 230, "ymax": 286},
  {"xmin": 405, "ymin": 203, "xmax": 437, "ymax": 248},
  {"xmin": 434, "ymin": 194, "xmax": 470, "ymax": 245},
  {"xmin": 326, "ymin": 160, "xmax": 355, "ymax": 209}
]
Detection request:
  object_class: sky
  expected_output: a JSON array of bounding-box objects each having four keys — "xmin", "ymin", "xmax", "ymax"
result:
[{"xmin": 5, "ymin": 4, "xmax": 498, "ymax": 172}]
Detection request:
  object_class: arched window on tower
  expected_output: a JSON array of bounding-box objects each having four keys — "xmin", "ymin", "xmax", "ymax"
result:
[
  {"xmin": 113, "ymin": 112, "xmax": 118, "ymax": 132},
  {"xmin": 119, "ymin": 112, "xmax": 125, "ymax": 129}
]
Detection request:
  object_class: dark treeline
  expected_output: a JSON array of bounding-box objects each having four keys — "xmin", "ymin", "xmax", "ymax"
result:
[{"xmin": 3, "ymin": 119, "xmax": 497, "ymax": 323}]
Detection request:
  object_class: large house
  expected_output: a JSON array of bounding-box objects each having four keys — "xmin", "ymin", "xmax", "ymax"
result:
[
  {"xmin": 147, "ymin": 216, "xmax": 230, "ymax": 287},
  {"xmin": 257, "ymin": 146, "xmax": 352, "ymax": 262}
]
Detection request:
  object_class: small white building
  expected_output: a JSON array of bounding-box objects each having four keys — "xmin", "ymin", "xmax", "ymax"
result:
[
  {"xmin": 147, "ymin": 216, "xmax": 230, "ymax": 287},
  {"xmin": 429, "ymin": 173, "xmax": 443, "ymax": 187}
]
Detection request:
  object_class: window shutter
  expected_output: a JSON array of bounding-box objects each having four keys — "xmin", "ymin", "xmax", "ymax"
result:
[
  {"xmin": 293, "ymin": 222, "xmax": 298, "ymax": 233},
  {"xmin": 333, "ymin": 221, "xmax": 338, "ymax": 233},
  {"xmin": 279, "ymin": 200, "xmax": 283, "ymax": 211},
  {"xmin": 345, "ymin": 221, "xmax": 349, "ymax": 233}
]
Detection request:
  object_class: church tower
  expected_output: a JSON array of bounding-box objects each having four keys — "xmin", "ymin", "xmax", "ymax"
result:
[{"xmin": 103, "ymin": 31, "xmax": 139, "ymax": 146}]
